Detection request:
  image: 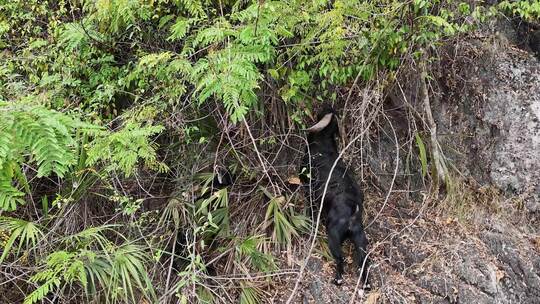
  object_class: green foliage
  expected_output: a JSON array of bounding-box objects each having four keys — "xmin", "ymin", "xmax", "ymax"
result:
[
  {"xmin": 262, "ymin": 187, "xmax": 308, "ymax": 245},
  {"xmin": 175, "ymin": 253, "xmax": 208, "ymax": 301},
  {"xmin": 0, "ymin": 1, "xmax": 67, "ymax": 47},
  {"xmin": 236, "ymin": 235, "xmax": 276, "ymax": 272},
  {"xmin": 415, "ymin": 132, "xmax": 428, "ymax": 178},
  {"xmin": 196, "ymin": 285, "xmax": 214, "ymax": 304},
  {"xmin": 107, "ymin": 244, "xmax": 155, "ymax": 303},
  {"xmin": 85, "ymin": 0, "xmax": 153, "ymax": 34},
  {"xmin": 195, "ymin": 187, "xmax": 230, "ymax": 236},
  {"xmin": 191, "ymin": 172, "xmax": 233, "ymax": 238},
  {"xmin": 110, "ymin": 193, "xmax": 144, "ymax": 215},
  {"xmin": 125, "ymin": 52, "xmax": 192, "ymax": 104},
  {"xmin": 59, "ymin": 22, "xmax": 95, "ymax": 52},
  {"xmin": 86, "ymin": 121, "xmax": 167, "ymax": 177},
  {"xmin": 62, "ymin": 225, "xmax": 115, "ymax": 250},
  {"xmin": 239, "ymin": 282, "xmax": 262, "ymax": 304},
  {"xmin": 3, "ymin": 0, "xmax": 481, "ymax": 125},
  {"xmin": 24, "ymin": 251, "xmax": 87, "ymax": 304},
  {"xmin": 160, "ymin": 197, "xmax": 185, "ymax": 229},
  {"xmin": 25, "ymin": 226, "xmax": 156, "ymax": 304},
  {"xmin": 499, "ymin": 1, "xmax": 540, "ymax": 21},
  {"xmin": 0, "ymin": 216, "xmax": 45, "ymax": 263},
  {"xmin": 0, "ymin": 103, "xmax": 98, "ymax": 210}
]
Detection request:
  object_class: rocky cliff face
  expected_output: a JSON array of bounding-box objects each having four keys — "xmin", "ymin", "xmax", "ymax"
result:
[{"xmin": 434, "ymin": 19, "xmax": 540, "ymax": 211}]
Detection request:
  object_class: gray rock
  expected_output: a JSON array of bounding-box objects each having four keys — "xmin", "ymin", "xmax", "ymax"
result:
[
  {"xmin": 529, "ymin": 30, "xmax": 540, "ymax": 57},
  {"xmin": 456, "ymin": 253, "xmax": 498, "ymax": 296},
  {"xmin": 308, "ymin": 278, "xmax": 323, "ymax": 301},
  {"xmin": 429, "ymin": 18, "xmax": 540, "ymax": 210}
]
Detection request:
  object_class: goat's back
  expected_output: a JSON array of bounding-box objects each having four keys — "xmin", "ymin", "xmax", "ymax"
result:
[{"xmin": 301, "ymin": 149, "xmax": 363, "ymax": 211}]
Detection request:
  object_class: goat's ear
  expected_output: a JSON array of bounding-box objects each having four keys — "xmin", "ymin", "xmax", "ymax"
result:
[{"xmin": 306, "ymin": 113, "xmax": 333, "ymax": 133}]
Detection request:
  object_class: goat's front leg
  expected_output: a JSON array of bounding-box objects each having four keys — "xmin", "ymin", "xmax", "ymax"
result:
[{"xmin": 327, "ymin": 220, "xmax": 347, "ymax": 285}]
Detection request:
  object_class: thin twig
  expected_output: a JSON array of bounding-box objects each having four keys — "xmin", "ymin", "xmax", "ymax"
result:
[{"xmin": 242, "ymin": 119, "xmax": 280, "ymax": 196}]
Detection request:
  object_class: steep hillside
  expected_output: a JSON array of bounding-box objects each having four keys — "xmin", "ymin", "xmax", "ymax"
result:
[{"xmin": 275, "ymin": 18, "xmax": 540, "ymax": 304}]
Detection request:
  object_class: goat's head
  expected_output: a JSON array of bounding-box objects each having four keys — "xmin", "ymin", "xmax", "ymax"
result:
[{"xmin": 306, "ymin": 106, "xmax": 339, "ymax": 143}]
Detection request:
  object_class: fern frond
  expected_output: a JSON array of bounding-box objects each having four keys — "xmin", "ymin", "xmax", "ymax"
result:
[
  {"xmin": 193, "ymin": 23, "xmax": 237, "ymax": 48},
  {"xmin": 59, "ymin": 22, "xmax": 98, "ymax": 51},
  {"xmin": 86, "ymin": 122, "xmax": 166, "ymax": 177},
  {"xmin": 0, "ymin": 103, "xmax": 99, "ymax": 210},
  {"xmin": 89, "ymin": 0, "xmax": 151, "ymax": 33},
  {"xmin": 26, "ymin": 251, "xmax": 80, "ymax": 304},
  {"xmin": 137, "ymin": 52, "xmax": 173, "ymax": 69},
  {"xmin": 236, "ymin": 236, "xmax": 276, "ymax": 272},
  {"xmin": 26, "ymin": 237, "xmax": 155, "ymax": 303},
  {"xmin": 24, "ymin": 277, "xmax": 61, "ymax": 304},
  {"xmin": 192, "ymin": 46, "xmax": 263, "ymax": 123},
  {"xmin": 176, "ymin": 0, "xmax": 206, "ymax": 18},
  {"xmin": 167, "ymin": 57, "xmax": 193, "ymax": 77},
  {"xmin": 232, "ymin": 44, "xmax": 274, "ymax": 63},
  {"xmin": 0, "ymin": 173, "xmax": 25, "ymax": 211},
  {"xmin": 0, "ymin": 130, "xmax": 15, "ymax": 169},
  {"xmin": 12, "ymin": 107, "xmax": 75, "ymax": 178},
  {"xmin": 168, "ymin": 18, "xmax": 191, "ymax": 42}
]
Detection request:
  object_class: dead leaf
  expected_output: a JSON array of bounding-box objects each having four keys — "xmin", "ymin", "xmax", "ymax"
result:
[
  {"xmin": 533, "ymin": 237, "xmax": 540, "ymax": 252},
  {"xmin": 365, "ymin": 291, "xmax": 381, "ymax": 304},
  {"xmin": 287, "ymin": 176, "xmax": 302, "ymax": 185},
  {"xmin": 275, "ymin": 196, "xmax": 286, "ymax": 205},
  {"xmin": 496, "ymin": 269, "xmax": 505, "ymax": 282}
]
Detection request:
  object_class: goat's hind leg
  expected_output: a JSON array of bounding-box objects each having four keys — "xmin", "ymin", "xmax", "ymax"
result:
[
  {"xmin": 327, "ymin": 220, "xmax": 347, "ymax": 285},
  {"xmin": 351, "ymin": 223, "xmax": 370, "ymax": 286}
]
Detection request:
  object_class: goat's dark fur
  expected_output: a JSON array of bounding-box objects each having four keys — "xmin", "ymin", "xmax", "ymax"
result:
[{"xmin": 300, "ymin": 107, "xmax": 369, "ymax": 286}]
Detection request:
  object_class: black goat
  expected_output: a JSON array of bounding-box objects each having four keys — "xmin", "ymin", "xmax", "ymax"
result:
[{"xmin": 300, "ymin": 107, "xmax": 369, "ymax": 286}]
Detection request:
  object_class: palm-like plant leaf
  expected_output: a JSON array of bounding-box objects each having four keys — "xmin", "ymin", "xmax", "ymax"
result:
[{"xmin": 0, "ymin": 216, "xmax": 45, "ymax": 263}]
